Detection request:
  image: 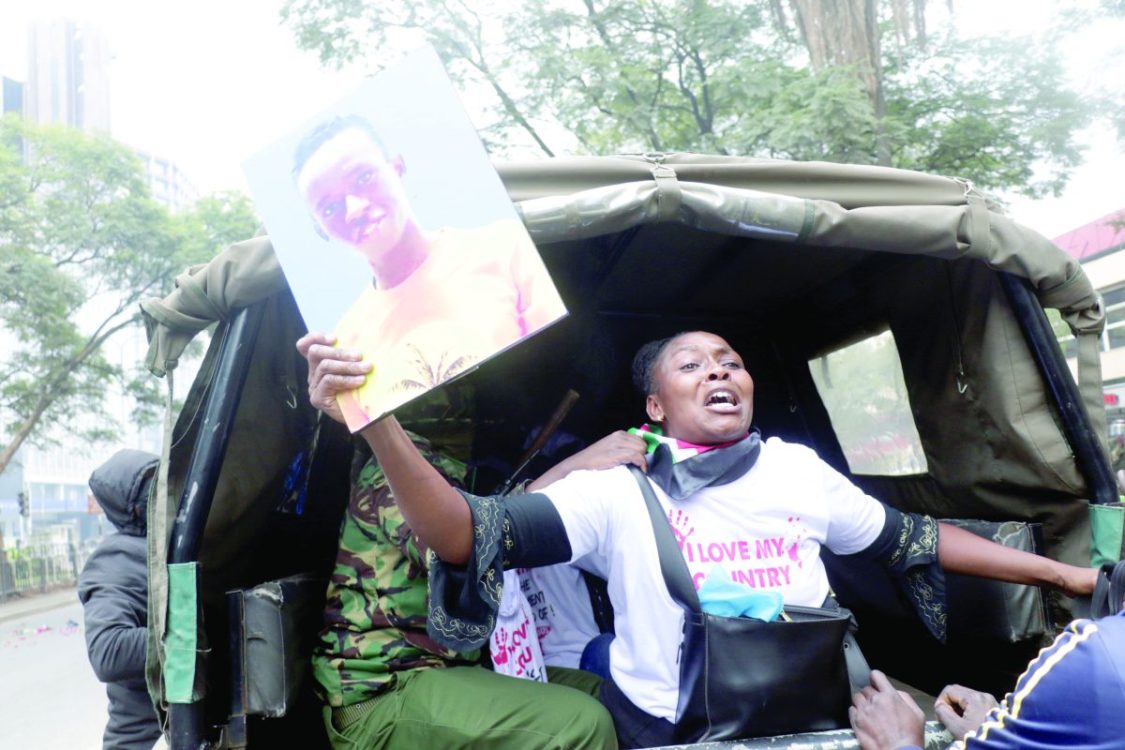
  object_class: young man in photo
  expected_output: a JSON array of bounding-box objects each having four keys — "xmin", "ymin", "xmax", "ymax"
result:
[{"xmin": 293, "ymin": 115, "xmax": 566, "ymax": 428}]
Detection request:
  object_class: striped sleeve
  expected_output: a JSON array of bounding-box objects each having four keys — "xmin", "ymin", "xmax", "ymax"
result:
[{"xmin": 957, "ymin": 616, "xmax": 1125, "ymax": 750}]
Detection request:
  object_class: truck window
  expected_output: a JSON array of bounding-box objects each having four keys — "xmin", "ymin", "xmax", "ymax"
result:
[{"xmin": 808, "ymin": 328, "xmax": 927, "ymax": 476}]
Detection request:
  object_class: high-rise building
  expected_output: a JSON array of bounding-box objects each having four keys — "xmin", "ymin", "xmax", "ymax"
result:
[
  {"xmin": 1, "ymin": 76, "xmax": 24, "ymax": 116},
  {"xmin": 25, "ymin": 19, "xmax": 111, "ymax": 133},
  {"xmin": 134, "ymin": 148, "xmax": 199, "ymax": 213},
  {"xmin": 17, "ymin": 20, "xmax": 198, "ymax": 212},
  {"xmin": 3, "ymin": 20, "xmax": 202, "ymax": 542}
]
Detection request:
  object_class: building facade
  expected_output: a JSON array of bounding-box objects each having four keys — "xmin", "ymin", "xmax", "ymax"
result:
[
  {"xmin": 1, "ymin": 76, "xmax": 24, "ymax": 116},
  {"xmin": 25, "ymin": 19, "xmax": 112, "ymax": 133},
  {"xmin": 134, "ymin": 148, "xmax": 199, "ymax": 213},
  {"xmin": 1053, "ymin": 209, "xmax": 1125, "ymax": 447},
  {"xmin": 1, "ymin": 20, "xmax": 189, "ymax": 548}
]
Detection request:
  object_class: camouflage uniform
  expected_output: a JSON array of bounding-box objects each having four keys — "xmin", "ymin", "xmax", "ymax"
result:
[
  {"xmin": 312, "ymin": 433, "xmax": 616, "ymax": 750},
  {"xmin": 312, "ymin": 434, "xmax": 477, "ymax": 708}
]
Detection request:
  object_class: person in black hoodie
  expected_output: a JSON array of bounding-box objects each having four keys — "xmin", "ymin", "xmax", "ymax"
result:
[{"xmin": 78, "ymin": 450, "xmax": 163, "ymax": 750}]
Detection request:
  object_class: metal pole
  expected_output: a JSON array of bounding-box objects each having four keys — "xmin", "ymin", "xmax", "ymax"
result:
[
  {"xmin": 166, "ymin": 304, "xmax": 264, "ymax": 750},
  {"xmin": 999, "ymin": 272, "xmax": 1118, "ymax": 504}
]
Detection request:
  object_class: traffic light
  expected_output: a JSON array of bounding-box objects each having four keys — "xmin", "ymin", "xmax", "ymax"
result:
[{"xmin": 17, "ymin": 492, "xmax": 28, "ymax": 518}]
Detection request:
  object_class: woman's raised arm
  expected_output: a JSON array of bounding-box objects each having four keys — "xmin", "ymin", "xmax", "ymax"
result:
[
  {"xmin": 360, "ymin": 416, "xmax": 473, "ymax": 563},
  {"xmin": 298, "ymin": 331, "xmax": 473, "ymax": 564}
]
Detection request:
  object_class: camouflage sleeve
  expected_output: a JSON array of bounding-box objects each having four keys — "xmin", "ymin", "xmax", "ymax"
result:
[
  {"xmin": 347, "ymin": 458, "xmax": 428, "ymax": 572},
  {"xmin": 856, "ymin": 507, "xmax": 947, "ymax": 642},
  {"xmin": 427, "ymin": 491, "xmax": 571, "ymax": 651},
  {"xmin": 348, "ymin": 434, "xmax": 469, "ymax": 572}
]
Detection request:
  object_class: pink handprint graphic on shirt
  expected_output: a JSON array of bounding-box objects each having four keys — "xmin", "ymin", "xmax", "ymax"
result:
[
  {"xmin": 668, "ymin": 509, "xmax": 696, "ymax": 550},
  {"xmin": 492, "ymin": 627, "xmax": 510, "ymax": 666},
  {"xmin": 786, "ymin": 515, "xmax": 808, "ymax": 568}
]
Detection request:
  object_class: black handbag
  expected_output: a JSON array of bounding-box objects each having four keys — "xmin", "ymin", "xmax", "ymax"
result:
[{"xmin": 627, "ymin": 465, "xmax": 867, "ymax": 742}]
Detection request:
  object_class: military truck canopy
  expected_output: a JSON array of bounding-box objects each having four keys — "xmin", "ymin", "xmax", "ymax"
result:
[{"xmin": 140, "ymin": 153, "xmax": 1114, "ymax": 746}]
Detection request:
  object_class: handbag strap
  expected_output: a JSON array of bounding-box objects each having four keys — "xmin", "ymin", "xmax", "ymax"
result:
[
  {"xmin": 626, "ymin": 466, "xmax": 873, "ymax": 692},
  {"xmin": 628, "ymin": 465, "xmax": 702, "ymax": 613}
]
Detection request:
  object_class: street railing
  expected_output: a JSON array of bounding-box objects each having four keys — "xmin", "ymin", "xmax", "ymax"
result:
[{"xmin": 0, "ymin": 547, "xmax": 85, "ymax": 600}]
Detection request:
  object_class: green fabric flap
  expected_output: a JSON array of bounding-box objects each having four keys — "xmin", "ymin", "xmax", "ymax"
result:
[
  {"xmin": 1091, "ymin": 502, "xmax": 1125, "ymax": 567},
  {"xmin": 165, "ymin": 562, "xmax": 199, "ymax": 704}
]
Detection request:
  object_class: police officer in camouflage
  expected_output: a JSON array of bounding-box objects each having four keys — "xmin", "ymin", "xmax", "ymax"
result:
[{"xmin": 310, "ymin": 426, "xmax": 622, "ymax": 750}]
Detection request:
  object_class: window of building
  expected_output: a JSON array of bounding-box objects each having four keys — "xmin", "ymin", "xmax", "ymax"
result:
[
  {"xmin": 808, "ymin": 328, "xmax": 928, "ymax": 476},
  {"xmin": 1104, "ymin": 286, "xmax": 1125, "ymax": 351}
]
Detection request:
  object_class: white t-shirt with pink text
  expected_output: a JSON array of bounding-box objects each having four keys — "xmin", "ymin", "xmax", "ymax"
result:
[
  {"xmin": 490, "ymin": 569, "xmax": 548, "ymax": 682},
  {"xmin": 520, "ymin": 563, "xmax": 601, "ymax": 669},
  {"xmin": 538, "ymin": 437, "xmax": 886, "ymax": 721}
]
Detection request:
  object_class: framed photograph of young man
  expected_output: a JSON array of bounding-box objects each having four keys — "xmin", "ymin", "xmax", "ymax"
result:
[{"xmin": 243, "ymin": 46, "xmax": 567, "ymax": 432}]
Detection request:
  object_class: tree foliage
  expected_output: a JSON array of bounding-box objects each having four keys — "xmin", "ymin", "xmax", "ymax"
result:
[
  {"xmin": 281, "ymin": 0, "xmax": 1106, "ymax": 197},
  {"xmin": 0, "ymin": 116, "xmax": 258, "ymax": 474}
]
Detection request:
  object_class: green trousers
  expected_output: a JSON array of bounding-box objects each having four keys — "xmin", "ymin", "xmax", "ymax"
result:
[{"xmin": 322, "ymin": 666, "xmax": 617, "ymax": 750}]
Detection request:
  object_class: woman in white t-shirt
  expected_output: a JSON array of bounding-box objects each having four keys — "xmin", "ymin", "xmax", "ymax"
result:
[{"xmin": 299, "ymin": 329, "xmax": 1099, "ymax": 749}]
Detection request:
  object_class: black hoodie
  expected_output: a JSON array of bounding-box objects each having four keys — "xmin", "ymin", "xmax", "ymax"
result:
[{"xmin": 77, "ymin": 450, "xmax": 162, "ymax": 750}]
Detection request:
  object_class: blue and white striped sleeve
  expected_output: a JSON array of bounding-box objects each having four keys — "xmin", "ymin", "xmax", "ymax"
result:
[{"xmin": 958, "ymin": 614, "xmax": 1125, "ymax": 750}]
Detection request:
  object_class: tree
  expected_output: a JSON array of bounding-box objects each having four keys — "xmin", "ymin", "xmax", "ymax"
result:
[
  {"xmin": 280, "ymin": 0, "xmax": 1105, "ymax": 197},
  {"xmin": 0, "ymin": 116, "xmax": 258, "ymax": 475}
]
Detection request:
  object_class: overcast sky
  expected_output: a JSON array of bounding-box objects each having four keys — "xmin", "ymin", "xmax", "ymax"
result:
[{"xmin": 1, "ymin": 0, "xmax": 1121, "ymax": 238}]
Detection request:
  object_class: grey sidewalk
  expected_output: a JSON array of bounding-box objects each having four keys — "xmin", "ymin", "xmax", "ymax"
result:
[{"xmin": 0, "ymin": 585, "xmax": 79, "ymax": 624}]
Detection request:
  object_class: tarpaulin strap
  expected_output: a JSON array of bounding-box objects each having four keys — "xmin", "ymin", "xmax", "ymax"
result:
[
  {"xmin": 966, "ymin": 194, "xmax": 991, "ymax": 258},
  {"xmin": 1078, "ymin": 327, "xmax": 1110, "ymax": 454},
  {"xmin": 173, "ymin": 268, "xmax": 226, "ymax": 321},
  {"xmin": 650, "ymin": 160, "xmax": 682, "ymax": 222},
  {"xmin": 795, "ymin": 200, "xmax": 815, "ymax": 245},
  {"xmin": 165, "ymin": 561, "xmax": 201, "ymax": 704},
  {"xmin": 146, "ymin": 368, "xmax": 175, "ymax": 711}
]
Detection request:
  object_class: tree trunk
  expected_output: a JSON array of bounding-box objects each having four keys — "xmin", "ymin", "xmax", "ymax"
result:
[
  {"xmin": 788, "ymin": 0, "xmax": 896, "ymax": 165},
  {"xmin": 0, "ymin": 402, "xmax": 49, "ymax": 477}
]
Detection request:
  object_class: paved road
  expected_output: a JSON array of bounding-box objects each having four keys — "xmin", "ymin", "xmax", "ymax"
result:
[{"xmin": 0, "ymin": 592, "xmax": 108, "ymax": 750}]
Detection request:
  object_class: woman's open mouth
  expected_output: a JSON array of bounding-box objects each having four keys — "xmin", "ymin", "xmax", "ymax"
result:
[{"xmin": 704, "ymin": 389, "xmax": 740, "ymax": 413}]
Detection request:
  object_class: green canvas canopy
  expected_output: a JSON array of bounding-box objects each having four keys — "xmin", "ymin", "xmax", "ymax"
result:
[{"xmin": 140, "ymin": 153, "xmax": 1114, "ymax": 732}]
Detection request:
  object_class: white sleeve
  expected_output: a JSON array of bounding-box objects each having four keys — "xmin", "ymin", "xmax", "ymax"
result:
[
  {"xmin": 538, "ymin": 466, "xmax": 631, "ymax": 571},
  {"xmin": 815, "ymin": 454, "xmax": 887, "ymax": 555}
]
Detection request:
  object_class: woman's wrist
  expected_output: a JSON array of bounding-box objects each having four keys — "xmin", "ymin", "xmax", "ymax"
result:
[{"xmin": 1055, "ymin": 562, "xmax": 1098, "ymax": 596}]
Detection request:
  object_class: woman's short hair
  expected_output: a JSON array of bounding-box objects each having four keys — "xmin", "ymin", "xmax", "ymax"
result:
[{"xmin": 631, "ymin": 335, "xmax": 681, "ymax": 396}]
